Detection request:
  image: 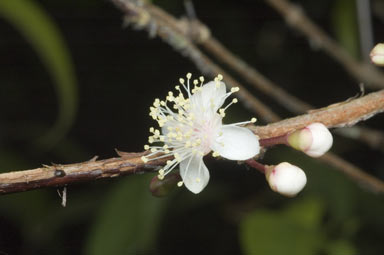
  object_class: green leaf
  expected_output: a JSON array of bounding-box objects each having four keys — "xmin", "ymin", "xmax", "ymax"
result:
[
  {"xmin": 84, "ymin": 175, "xmax": 165, "ymax": 255},
  {"xmin": 240, "ymin": 198, "xmax": 325, "ymax": 255},
  {"xmin": 0, "ymin": 0, "xmax": 78, "ymax": 147}
]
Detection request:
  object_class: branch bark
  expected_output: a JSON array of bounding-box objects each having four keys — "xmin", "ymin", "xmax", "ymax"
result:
[{"xmin": 0, "ymin": 153, "xmax": 167, "ymax": 195}]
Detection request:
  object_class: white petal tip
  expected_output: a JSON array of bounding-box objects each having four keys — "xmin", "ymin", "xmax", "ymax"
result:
[{"xmin": 304, "ymin": 123, "xmax": 333, "ymax": 157}]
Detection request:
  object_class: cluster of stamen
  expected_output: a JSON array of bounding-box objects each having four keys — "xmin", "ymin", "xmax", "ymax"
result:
[{"xmin": 141, "ymin": 73, "xmax": 256, "ymax": 182}]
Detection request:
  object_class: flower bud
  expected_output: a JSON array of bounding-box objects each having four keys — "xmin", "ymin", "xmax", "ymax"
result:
[
  {"xmin": 287, "ymin": 123, "xmax": 333, "ymax": 157},
  {"xmin": 265, "ymin": 162, "xmax": 307, "ymax": 197},
  {"xmin": 370, "ymin": 43, "xmax": 384, "ymax": 66},
  {"xmin": 149, "ymin": 173, "xmax": 181, "ymax": 197}
]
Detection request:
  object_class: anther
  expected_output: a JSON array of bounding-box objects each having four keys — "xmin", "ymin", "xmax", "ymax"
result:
[{"xmin": 231, "ymin": 87, "xmax": 240, "ymax": 93}]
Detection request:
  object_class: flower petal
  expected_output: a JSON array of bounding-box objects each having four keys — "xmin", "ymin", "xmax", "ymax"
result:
[
  {"xmin": 179, "ymin": 154, "xmax": 210, "ymax": 194},
  {"xmin": 190, "ymin": 80, "xmax": 226, "ymax": 113},
  {"xmin": 211, "ymin": 125, "xmax": 260, "ymax": 160}
]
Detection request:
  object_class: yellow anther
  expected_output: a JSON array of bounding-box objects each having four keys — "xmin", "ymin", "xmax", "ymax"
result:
[
  {"xmin": 219, "ymin": 108, "xmax": 225, "ymax": 117},
  {"xmin": 212, "ymin": 151, "xmax": 220, "ymax": 157},
  {"xmin": 231, "ymin": 87, "xmax": 240, "ymax": 92},
  {"xmin": 232, "ymin": 98, "xmax": 238, "ymax": 103},
  {"xmin": 177, "ymin": 181, "xmax": 183, "ymax": 187},
  {"xmin": 158, "ymin": 174, "xmax": 164, "ymax": 180},
  {"xmin": 149, "ymin": 127, "xmax": 154, "ymax": 133},
  {"xmin": 217, "ymin": 74, "xmax": 223, "ymax": 80},
  {"xmin": 150, "ymin": 148, "xmax": 157, "ymax": 153},
  {"xmin": 141, "ymin": 156, "xmax": 148, "ymax": 163},
  {"xmin": 159, "ymin": 169, "xmax": 165, "ymax": 175},
  {"xmin": 174, "ymin": 153, "xmax": 181, "ymax": 162},
  {"xmin": 153, "ymin": 98, "xmax": 160, "ymax": 107},
  {"xmin": 193, "ymin": 79, "xmax": 198, "ymax": 85},
  {"xmin": 166, "ymin": 160, "xmax": 172, "ymax": 165},
  {"xmin": 186, "ymin": 73, "xmax": 192, "ymax": 79},
  {"xmin": 251, "ymin": 117, "xmax": 257, "ymax": 123},
  {"xmin": 144, "ymin": 145, "xmax": 150, "ymax": 150},
  {"xmin": 199, "ymin": 76, "xmax": 204, "ymax": 82},
  {"xmin": 175, "ymin": 85, "xmax": 180, "ymax": 90},
  {"xmin": 179, "ymin": 78, "xmax": 185, "ymax": 84}
]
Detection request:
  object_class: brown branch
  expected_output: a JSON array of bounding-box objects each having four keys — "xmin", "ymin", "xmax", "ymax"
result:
[
  {"xmin": 265, "ymin": 0, "xmax": 384, "ymax": 90},
  {"xmin": 0, "ymin": 153, "xmax": 168, "ymax": 195},
  {"xmin": 250, "ymin": 89, "xmax": 384, "ymax": 138}
]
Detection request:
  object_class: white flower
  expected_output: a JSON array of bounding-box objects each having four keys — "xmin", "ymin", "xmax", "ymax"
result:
[
  {"xmin": 287, "ymin": 123, "xmax": 333, "ymax": 158},
  {"xmin": 142, "ymin": 73, "xmax": 260, "ymax": 194},
  {"xmin": 265, "ymin": 162, "xmax": 307, "ymax": 197}
]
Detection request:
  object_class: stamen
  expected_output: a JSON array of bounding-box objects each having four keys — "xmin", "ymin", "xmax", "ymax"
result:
[{"xmin": 230, "ymin": 87, "xmax": 240, "ymax": 93}]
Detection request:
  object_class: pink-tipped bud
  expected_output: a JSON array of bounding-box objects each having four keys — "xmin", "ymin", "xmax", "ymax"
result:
[
  {"xmin": 265, "ymin": 162, "xmax": 307, "ymax": 197},
  {"xmin": 370, "ymin": 43, "xmax": 384, "ymax": 66},
  {"xmin": 287, "ymin": 123, "xmax": 333, "ymax": 157}
]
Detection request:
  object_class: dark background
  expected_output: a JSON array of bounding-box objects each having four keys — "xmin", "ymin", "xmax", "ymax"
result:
[{"xmin": 0, "ymin": 0, "xmax": 384, "ymax": 254}]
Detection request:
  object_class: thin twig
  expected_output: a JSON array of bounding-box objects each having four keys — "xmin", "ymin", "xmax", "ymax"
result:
[
  {"xmin": 265, "ymin": 0, "xmax": 384, "ymax": 90},
  {"xmin": 201, "ymin": 37, "xmax": 312, "ymax": 114},
  {"xmin": 335, "ymin": 126, "xmax": 384, "ymax": 151},
  {"xmin": 320, "ymin": 153, "xmax": 384, "ymax": 193},
  {"xmin": 113, "ymin": 0, "xmax": 280, "ymax": 122}
]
